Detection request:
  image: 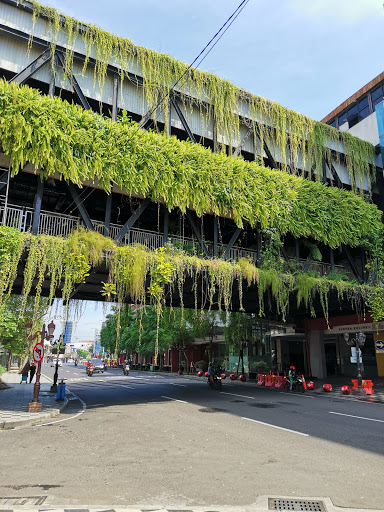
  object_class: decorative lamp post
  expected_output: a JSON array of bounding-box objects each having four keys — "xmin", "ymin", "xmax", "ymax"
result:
[
  {"xmin": 344, "ymin": 332, "xmax": 366, "ymax": 388},
  {"xmin": 28, "ymin": 321, "xmax": 55, "ymax": 412}
]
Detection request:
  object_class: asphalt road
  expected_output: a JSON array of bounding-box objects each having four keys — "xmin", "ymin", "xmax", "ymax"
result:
[{"xmin": 0, "ymin": 363, "xmax": 383, "ymax": 510}]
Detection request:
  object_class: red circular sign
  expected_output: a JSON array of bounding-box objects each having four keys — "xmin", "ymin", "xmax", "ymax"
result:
[{"xmin": 33, "ymin": 342, "xmax": 44, "ymax": 363}]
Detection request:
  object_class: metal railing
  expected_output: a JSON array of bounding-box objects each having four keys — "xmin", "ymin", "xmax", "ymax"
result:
[{"xmin": 0, "ymin": 203, "xmax": 350, "ymax": 277}]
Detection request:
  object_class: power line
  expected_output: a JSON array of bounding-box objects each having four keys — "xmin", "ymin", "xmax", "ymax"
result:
[{"xmin": 127, "ymin": 0, "xmax": 251, "ymax": 140}]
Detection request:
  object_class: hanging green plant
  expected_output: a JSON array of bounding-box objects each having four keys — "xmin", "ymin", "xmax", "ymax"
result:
[{"xmin": 18, "ymin": 0, "xmax": 376, "ymax": 190}]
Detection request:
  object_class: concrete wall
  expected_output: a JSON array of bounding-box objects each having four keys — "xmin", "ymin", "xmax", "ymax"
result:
[{"xmin": 347, "ymin": 112, "xmax": 379, "ymax": 146}]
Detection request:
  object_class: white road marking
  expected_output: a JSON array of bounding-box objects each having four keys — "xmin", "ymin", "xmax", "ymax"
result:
[
  {"xmin": 280, "ymin": 391, "xmax": 315, "ymax": 399},
  {"xmin": 34, "ymin": 395, "xmax": 87, "ymax": 428},
  {"xmin": 171, "ymin": 383, "xmax": 187, "ymax": 387},
  {"xmin": 220, "ymin": 391, "xmax": 255, "ymax": 400},
  {"xmin": 241, "ymin": 417, "xmax": 309, "ymax": 436},
  {"xmin": 119, "ymin": 385, "xmax": 134, "ymax": 389},
  {"xmin": 162, "ymin": 396, "xmax": 188, "ymax": 403},
  {"xmin": 329, "ymin": 411, "xmax": 384, "ymax": 423}
]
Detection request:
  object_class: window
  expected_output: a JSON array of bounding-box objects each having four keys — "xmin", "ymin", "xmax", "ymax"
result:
[
  {"xmin": 329, "ymin": 120, "xmax": 336, "ymax": 128},
  {"xmin": 338, "ymin": 112, "xmax": 348, "ymax": 126},
  {"xmin": 358, "ymin": 106, "xmax": 370, "ymax": 121},
  {"xmin": 357, "ymin": 96, "xmax": 370, "ymax": 121},
  {"xmin": 371, "ymin": 85, "xmax": 383, "ymax": 110}
]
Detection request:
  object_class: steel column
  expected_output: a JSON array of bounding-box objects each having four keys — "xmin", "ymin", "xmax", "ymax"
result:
[
  {"xmin": 163, "ymin": 207, "xmax": 169, "ymax": 245},
  {"xmin": 186, "ymin": 211, "xmax": 208, "ymax": 256},
  {"xmin": 170, "ymin": 95, "xmax": 196, "ymax": 143},
  {"xmin": 295, "ymin": 239, "xmax": 300, "ymax": 269},
  {"xmin": 233, "ymin": 125, "xmax": 253, "ymax": 157},
  {"xmin": 222, "ymin": 227, "xmax": 242, "ymax": 259},
  {"xmin": 330, "ymin": 248, "xmax": 335, "ymax": 273},
  {"xmin": 104, "ymin": 194, "xmax": 112, "ymax": 237},
  {"xmin": 213, "ymin": 216, "xmax": 218, "ymax": 257},
  {"xmin": 343, "ymin": 246, "xmax": 361, "ymax": 280},
  {"xmin": 32, "ymin": 179, "xmax": 44, "ymax": 235},
  {"xmin": 112, "ymin": 74, "xmax": 119, "ymax": 121},
  {"xmin": 115, "ymin": 198, "xmax": 151, "ymax": 243},
  {"xmin": 67, "ymin": 184, "xmax": 95, "ymax": 230},
  {"xmin": 48, "ymin": 52, "xmax": 57, "ymax": 96},
  {"xmin": 56, "ymin": 51, "xmax": 91, "ymax": 110}
]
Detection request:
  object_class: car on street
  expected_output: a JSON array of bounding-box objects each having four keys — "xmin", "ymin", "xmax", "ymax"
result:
[
  {"xmin": 86, "ymin": 358, "xmax": 104, "ymax": 375},
  {"xmin": 68, "ymin": 358, "xmax": 74, "ymax": 363},
  {"xmin": 50, "ymin": 359, "xmax": 62, "ymax": 367}
]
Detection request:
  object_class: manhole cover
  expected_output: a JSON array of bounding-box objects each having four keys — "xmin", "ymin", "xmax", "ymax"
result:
[
  {"xmin": 0, "ymin": 496, "xmax": 47, "ymax": 506},
  {"xmin": 198, "ymin": 407, "xmax": 226, "ymax": 413},
  {"xmin": 268, "ymin": 499, "xmax": 326, "ymax": 511}
]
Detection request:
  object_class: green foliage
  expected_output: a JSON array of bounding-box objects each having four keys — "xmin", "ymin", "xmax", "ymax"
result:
[
  {"xmin": 251, "ymin": 360, "xmax": 269, "ymax": 372},
  {"xmin": 0, "ymin": 81, "xmax": 382, "ymax": 252},
  {"xmin": 76, "ymin": 349, "xmax": 89, "ymax": 359},
  {"xmin": 23, "ymin": 1, "xmax": 375, "ymax": 190},
  {"xmin": 0, "ymin": 364, "xmax": 7, "ymax": 376}
]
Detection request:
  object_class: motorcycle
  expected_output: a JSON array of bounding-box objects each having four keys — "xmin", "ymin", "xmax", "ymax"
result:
[
  {"xmin": 74, "ymin": 360, "xmax": 78, "ymax": 367},
  {"xmin": 86, "ymin": 363, "xmax": 94, "ymax": 377},
  {"xmin": 123, "ymin": 365, "xmax": 130, "ymax": 376},
  {"xmin": 285, "ymin": 373, "xmax": 305, "ymax": 392},
  {"xmin": 208, "ymin": 368, "xmax": 223, "ymax": 390}
]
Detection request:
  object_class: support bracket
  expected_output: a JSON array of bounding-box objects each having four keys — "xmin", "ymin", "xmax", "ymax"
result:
[
  {"xmin": 10, "ymin": 48, "xmax": 51, "ymax": 84},
  {"xmin": 186, "ymin": 211, "xmax": 208, "ymax": 256},
  {"xmin": 67, "ymin": 184, "xmax": 95, "ymax": 231},
  {"xmin": 56, "ymin": 51, "xmax": 91, "ymax": 110},
  {"xmin": 115, "ymin": 198, "xmax": 151, "ymax": 243},
  {"xmin": 222, "ymin": 227, "xmax": 242, "ymax": 259}
]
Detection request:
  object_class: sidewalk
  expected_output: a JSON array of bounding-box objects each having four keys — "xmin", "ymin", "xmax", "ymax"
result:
[{"xmin": 0, "ymin": 372, "xmax": 67, "ymax": 429}]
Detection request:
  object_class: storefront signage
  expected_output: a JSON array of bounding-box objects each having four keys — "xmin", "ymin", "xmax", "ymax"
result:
[
  {"xmin": 375, "ymin": 339, "xmax": 384, "ymax": 353},
  {"xmin": 326, "ymin": 322, "xmax": 384, "ymax": 334}
]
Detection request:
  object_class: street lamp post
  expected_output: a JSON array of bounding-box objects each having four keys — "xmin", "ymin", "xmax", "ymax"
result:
[
  {"xmin": 344, "ymin": 332, "xmax": 366, "ymax": 388},
  {"xmin": 28, "ymin": 320, "xmax": 55, "ymax": 412}
]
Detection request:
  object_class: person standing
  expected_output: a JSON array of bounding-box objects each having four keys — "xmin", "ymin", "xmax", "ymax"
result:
[
  {"xmin": 190, "ymin": 360, "xmax": 194, "ymax": 374},
  {"xmin": 29, "ymin": 362, "xmax": 36, "ymax": 383}
]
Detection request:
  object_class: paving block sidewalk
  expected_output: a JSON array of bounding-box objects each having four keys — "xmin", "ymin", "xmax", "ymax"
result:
[{"xmin": 0, "ymin": 372, "xmax": 67, "ymax": 429}]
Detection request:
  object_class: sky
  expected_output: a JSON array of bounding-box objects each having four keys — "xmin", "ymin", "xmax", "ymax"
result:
[
  {"xmin": 39, "ymin": 0, "xmax": 383, "ymax": 120},
  {"xmin": 42, "ymin": 0, "xmax": 383, "ymax": 340}
]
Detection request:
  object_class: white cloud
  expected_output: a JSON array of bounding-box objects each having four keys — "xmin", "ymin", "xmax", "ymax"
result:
[{"xmin": 290, "ymin": 0, "xmax": 383, "ymax": 23}]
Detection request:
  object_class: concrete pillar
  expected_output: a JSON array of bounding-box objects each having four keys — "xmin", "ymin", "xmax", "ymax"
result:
[{"xmin": 309, "ymin": 329, "xmax": 327, "ymax": 378}]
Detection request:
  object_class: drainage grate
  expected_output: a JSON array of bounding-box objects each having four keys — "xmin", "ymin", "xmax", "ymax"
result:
[
  {"xmin": 0, "ymin": 496, "xmax": 47, "ymax": 506},
  {"xmin": 268, "ymin": 498, "xmax": 326, "ymax": 511}
]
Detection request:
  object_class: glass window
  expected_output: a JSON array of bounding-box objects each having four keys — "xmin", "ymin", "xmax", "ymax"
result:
[
  {"xmin": 371, "ymin": 86, "xmax": 383, "ymax": 102},
  {"xmin": 347, "ymin": 105, "xmax": 358, "ymax": 117},
  {"xmin": 358, "ymin": 106, "xmax": 370, "ymax": 121},
  {"xmin": 372, "ymin": 95, "xmax": 384, "ymax": 110},
  {"xmin": 338, "ymin": 112, "xmax": 348, "ymax": 126},
  {"xmin": 358, "ymin": 97, "xmax": 369, "ymax": 110},
  {"xmin": 329, "ymin": 120, "xmax": 336, "ymax": 128}
]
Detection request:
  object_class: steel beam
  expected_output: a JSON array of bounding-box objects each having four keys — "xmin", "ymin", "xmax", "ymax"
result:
[
  {"xmin": 31, "ymin": 179, "xmax": 44, "ymax": 235},
  {"xmin": 115, "ymin": 198, "xmax": 151, "ymax": 243},
  {"xmin": 104, "ymin": 193, "xmax": 112, "ymax": 237},
  {"xmin": 10, "ymin": 48, "xmax": 51, "ymax": 85},
  {"xmin": 67, "ymin": 184, "xmax": 95, "ymax": 230},
  {"xmin": 322, "ymin": 158, "xmax": 327, "ymax": 184},
  {"xmin": 186, "ymin": 211, "xmax": 208, "ymax": 256},
  {"xmin": 48, "ymin": 52, "xmax": 57, "ymax": 96},
  {"xmin": 303, "ymin": 252, "xmax": 313, "ymax": 272},
  {"xmin": 0, "ymin": 170, "xmax": 8, "ymax": 191},
  {"xmin": 222, "ymin": 227, "xmax": 242, "ymax": 259},
  {"xmin": 56, "ymin": 51, "xmax": 91, "ymax": 110},
  {"xmin": 257, "ymin": 231, "xmax": 262, "ymax": 265},
  {"xmin": 330, "ymin": 248, "xmax": 335, "ymax": 273},
  {"xmin": 112, "ymin": 74, "xmax": 119, "ymax": 121},
  {"xmin": 343, "ymin": 246, "xmax": 361, "ymax": 280},
  {"xmin": 170, "ymin": 95, "xmax": 196, "ymax": 143},
  {"xmin": 233, "ymin": 125, "xmax": 253, "ymax": 157}
]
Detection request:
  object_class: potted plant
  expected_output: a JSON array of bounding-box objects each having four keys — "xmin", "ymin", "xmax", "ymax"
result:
[{"xmin": 249, "ymin": 360, "xmax": 269, "ymax": 379}]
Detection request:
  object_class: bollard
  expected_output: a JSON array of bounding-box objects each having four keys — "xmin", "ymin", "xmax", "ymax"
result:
[
  {"xmin": 362, "ymin": 380, "xmax": 374, "ymax": 395},
  {"xmin": 257, "ymin": 373, "xmax": 265, "ymax": 386},
  {"xmin": 274, "ymin": 375, "xmax": 285, "ymax": 389}
]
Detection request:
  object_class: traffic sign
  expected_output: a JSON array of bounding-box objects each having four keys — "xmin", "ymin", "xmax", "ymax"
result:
[
  {"xmin": 375, "ymin": 339, "xmax": 384, "ymax": 353},
  {"xmin": 33, "ymin": 342, "xmax": 44, "ymax": 363}
]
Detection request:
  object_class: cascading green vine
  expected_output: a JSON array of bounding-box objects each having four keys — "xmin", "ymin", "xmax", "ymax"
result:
[
  {"xmin": 0, "ymin": 80, "xmax": 382, "ymax": 252},
  {"xmin": 0, "ymin": 227, "xmax": 383, "ymax": 331},
  {"xmin": 19, "ymin": 0, "xmax": 375, "ymax": 190}
]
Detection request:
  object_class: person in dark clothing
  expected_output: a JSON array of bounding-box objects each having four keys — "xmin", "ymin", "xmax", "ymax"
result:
[{"xmin": 29, "ymin": 362, "xmax": 36, "ymax": 383}]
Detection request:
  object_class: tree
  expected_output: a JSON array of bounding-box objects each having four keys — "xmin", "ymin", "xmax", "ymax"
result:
[
  {"xmin": 76, "ymin": 349, "xmax": 89, "ymax": 359},
  {"xmin": 0, "ymin": 295, "xmax": 50, "ymax": 369}
]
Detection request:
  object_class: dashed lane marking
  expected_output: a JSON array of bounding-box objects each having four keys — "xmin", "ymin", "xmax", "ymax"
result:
[
  {"xmin": 161, "ymin": 395, "xmax": 188, "ymax": 403},
  {"xmin": 220, "ymin": 391, "xmax": 255, "ymax": 399},
  {"xmin": 241, "ymin": 416, "xmax": 309, "ymax": 436},
  {"xmin": 329, "ymin": 411, "xmax": 384, "ymax": 423},
  {"xmin": 171, "ymin": 383, "xmax": 187, "ymax": 387}
]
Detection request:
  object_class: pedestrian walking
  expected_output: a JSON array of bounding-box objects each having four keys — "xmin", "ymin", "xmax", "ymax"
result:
[
  {"xmin": 190, "ymin": 360, "xmax": 194, "ymax": 374},
  {"xmin": 29, "ymin": 362, "xmax": 36, "ymax": 383}
]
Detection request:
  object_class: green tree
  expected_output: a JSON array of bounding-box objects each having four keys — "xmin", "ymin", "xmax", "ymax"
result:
[
  {"xmin": 76, "ymin": 349, "xmax": 89, "ymax": 359},
  {"xmin": 0, "ymin": 295, "xmax": 50, "ymax": 369}
]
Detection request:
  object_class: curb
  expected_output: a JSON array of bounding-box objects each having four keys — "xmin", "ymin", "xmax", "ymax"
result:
[{"xmin": 0, "ymin": 397, "xmax": 68, "ymax": 430}]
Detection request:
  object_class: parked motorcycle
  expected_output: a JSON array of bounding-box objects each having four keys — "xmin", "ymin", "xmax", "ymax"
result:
[{"xmin": 285, "ymin": 373, "xmax": 305, "ymax": 392}]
